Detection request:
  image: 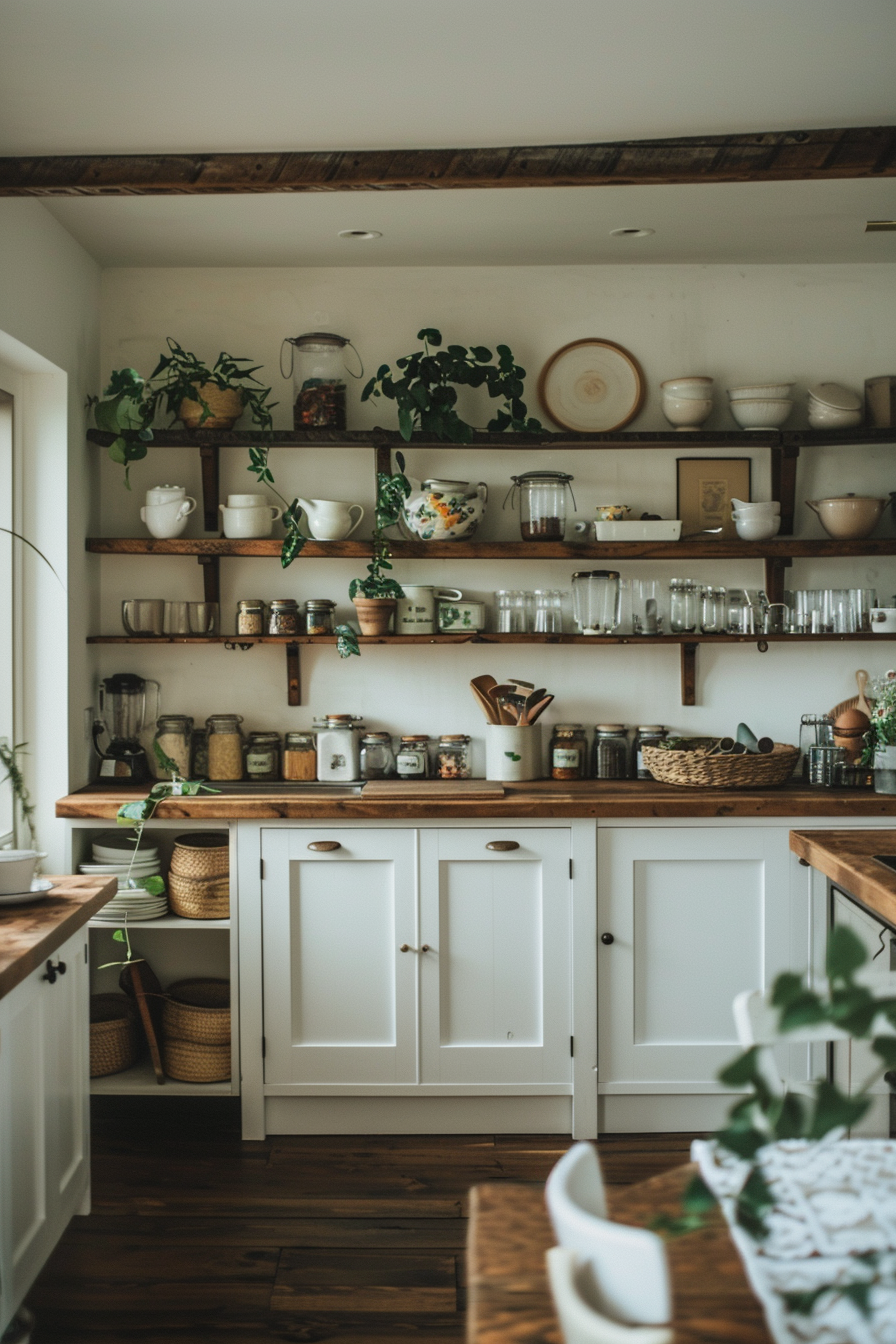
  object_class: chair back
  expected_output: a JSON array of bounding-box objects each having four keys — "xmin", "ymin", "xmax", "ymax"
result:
[{"xmin": 546, "ymin": 1247, "xmax": 673, "ymax": 1344}]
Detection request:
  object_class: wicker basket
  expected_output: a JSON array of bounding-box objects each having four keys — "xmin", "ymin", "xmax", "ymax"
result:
[
  {"xmin": 168, "ymin": 871, "xmax": 230, "ymax": 919},
  {"xmin": 90, "ymin": 993, "xmax": 140, "ymax": 1077},
  {"xmin": 163, "ymin": 978, "xmax": 231, "ymax": 1045},
  {"xmin": 170, "ymin": 832, "xmax": 230, "ymax": 879},
  {"xmin": 162, "ymin": 1038, "xmax": 231, "ymax": 1083},
  {"xmin": 642, "ymin": 741, "xmax": 800, "ymax": 789}
]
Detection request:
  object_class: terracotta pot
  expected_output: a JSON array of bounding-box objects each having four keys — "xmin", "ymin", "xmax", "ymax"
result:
[
  {"xmin": 352, "ymin": 596, "xmax": 396, "ymax": 636},
  {"xmin": 178, "ymin": 384, "xmax": 245, "ymax": 430}
]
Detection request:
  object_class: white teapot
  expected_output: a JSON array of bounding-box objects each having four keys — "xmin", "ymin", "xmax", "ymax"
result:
[
  {"xmin": 399, "ymin": 477, "xmax": 488, "ymax": 542},
  {"xmin": 295, "ymin": 497, "xmax": 365, "ymax": 541}
]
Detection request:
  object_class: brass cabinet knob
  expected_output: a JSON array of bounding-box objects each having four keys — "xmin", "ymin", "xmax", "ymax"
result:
[
  {"xmin": 307, "ymin": 841, "xmax": 341, "ymax": 852},
  {"xmin": 400, "ymin": 944, "xmax": 414, "ymax": 953},
  {"xmin": 421, "ymin": 944, "xmax": 431, "ymax": 952},
  {"xmin": 486, "ymin": 841, "xmax": 520, "ymax": 852}
]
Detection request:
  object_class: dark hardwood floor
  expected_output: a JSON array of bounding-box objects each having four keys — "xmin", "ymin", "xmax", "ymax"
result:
[{"xmin": 27, "ymin": 1098, "xmax": 697, "ymax": 1342}]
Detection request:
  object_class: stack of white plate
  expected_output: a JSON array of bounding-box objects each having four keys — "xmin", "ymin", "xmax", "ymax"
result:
[
  {"xmin": 91, "ymin": 889, "xmax": 169, "ymax": 922},
  {"xmin": 80, "ymin": 831, "xmax": 168, "ymax": 919}
]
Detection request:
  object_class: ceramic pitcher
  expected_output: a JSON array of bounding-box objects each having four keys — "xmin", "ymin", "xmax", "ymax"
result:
[
  {"xmin": 295, "ymin": 497, "xmax": 365, "ymax": 541},
  {"xmin": 399, "ymin": 478, "xmax": 488, "ymax": 541}
]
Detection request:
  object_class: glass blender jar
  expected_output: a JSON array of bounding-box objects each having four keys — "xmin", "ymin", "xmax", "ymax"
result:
[
  {"xmin": 93, "ymin": 673, "xmax": 161, "ymax": 782},
  {"xmin": 280, "ymin": 332, "xmax": 363, "ymax": 429},
  {"xmin": 572, "ymin": 571, "xmax": 621, "ymax": 635}
]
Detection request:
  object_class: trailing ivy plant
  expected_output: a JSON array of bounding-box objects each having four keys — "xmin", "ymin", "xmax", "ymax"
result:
[
  {"xmin": 114, "ymin": 741, "xmax": 219, "ymax": 885},
  {"xmin": 654, "ymin": 924, "xmax": 896, "ymax": 1319},
  {"xmin": 361, "ymin": 329, "xmax": 543, "ymax": 443},
  {"xmin": 246, "ymin": 445, "xmax": 305, "ymax": 568},
  {"xmin": 0, "ymin": 740, "xmax": 39, "ymax": 853}
]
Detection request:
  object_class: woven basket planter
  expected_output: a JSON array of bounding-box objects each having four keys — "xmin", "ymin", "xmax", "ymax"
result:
[
  {"xmin": 90, "ymin": 993, "xmax": 140, "ymax": 1077},
  {"xmin": 163, "ymin": 978, "xmax": 231, "ymax": 1045},
  {"xmin": 177, "ymin": 384, "xmax": 244, "ymax": 431},
  {"xmin": 170, "ymin": 831, "xmax": 230, "ymax": 879},
  {"xmin": 642, "ymin": 741, "xmax": 800, "ymax": 789},
  {"xmin": 168, "ymin": 871, "xmax": 230, "ymax": 919},
  {"xmin": 162, "ymin": 1038, "xmax": 231, "ymax": 1084}
]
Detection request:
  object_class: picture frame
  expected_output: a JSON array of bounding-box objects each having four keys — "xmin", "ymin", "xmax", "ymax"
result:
[{"xmin": 676, "ymin": 458, "xmax": 751, "ymax": 539}]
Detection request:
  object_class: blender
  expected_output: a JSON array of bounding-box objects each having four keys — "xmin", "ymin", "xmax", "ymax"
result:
[
  {"xmin": 93, "ymin": 673, "xmax": 161, "ymax": 782},
  {"xmin": 572, "ymin": 571, "xmax": 621, "ymax": 635}
]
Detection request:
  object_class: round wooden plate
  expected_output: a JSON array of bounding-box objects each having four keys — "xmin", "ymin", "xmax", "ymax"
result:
[{"xmin": 538, "ymin": 338, "xmax": 645, "ymax": 432}]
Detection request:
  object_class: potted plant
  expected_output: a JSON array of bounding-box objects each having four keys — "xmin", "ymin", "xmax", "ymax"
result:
[
  {"xmin": 861, "ymin": 671, "xmax": 896, "ymax": 788},
  {"xmin": 360, "ymin": 328, "xmax": 543, "ymax": 442},
  {"xmin": 346, "ymin": 452, "xmax": 411, "ymax": 638}
]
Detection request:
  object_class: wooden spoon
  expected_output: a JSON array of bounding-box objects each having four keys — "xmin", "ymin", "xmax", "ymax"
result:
[
  {"xmin": 525, "ymin": 694, "xmax": 554, "ymax": 725},
  {"xmin": 519, "ymin": 688, "xmax": 547, "ymax": 725},
  {"xmin": 489, "ymin": 684, "xmax": 520, "ymax": 725},
  {"xmin": 856, "ymin": 669, "xmax": 872, "ymax": 717},
  {"xmin": 470, "ymin": 681, "xmax": 499, "ymax": 723}
]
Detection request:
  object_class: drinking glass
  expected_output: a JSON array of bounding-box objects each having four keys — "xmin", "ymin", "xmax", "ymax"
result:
[
  {"xmin": 188, "ymin": 601, "xmax": 219, "ymax": 635},
  {"xmin": 534, "ymin": 590, "xmax": 564, "ymax": 633},
  {"xmin": 798, "ymin": 714, "xmax": 834, "ymax": 779},
  {"xmin": 163, "ymin": 601, "xmax": 191, "ymax": 635},
  {"xmin": 632, "ymin": 580, "xmax": 665, "ymax": 635},
  {"xmin": 494, "ymin": 590, "xmax": 513, "ymax": 633},
  {"xmin": 616, "ymin": 579, "xmax": 634, "ymax": 635},
  {"xmin": 850, "ymin": 588, "xmax": 877, "ymax": 634}
]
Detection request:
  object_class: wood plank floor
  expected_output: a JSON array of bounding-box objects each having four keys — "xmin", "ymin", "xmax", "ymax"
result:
[{"xmin": 27, "ymin": 1097, "xmax": 698, "ymax": 1342}]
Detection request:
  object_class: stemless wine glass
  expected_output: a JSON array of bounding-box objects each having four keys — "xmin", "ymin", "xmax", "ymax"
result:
[{"xmin": 632, "ymin": 580, "xmax": 665, "ymax": 635}]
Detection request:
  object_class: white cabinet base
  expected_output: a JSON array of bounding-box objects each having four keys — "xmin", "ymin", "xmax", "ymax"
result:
[
  {"xmin": 265, "ymin": 1094, "xmax": 572, "ymax": 1135},
  {"xmin": 600, "ymin": 1093, "xmax": 741, "ymax": 1133}
]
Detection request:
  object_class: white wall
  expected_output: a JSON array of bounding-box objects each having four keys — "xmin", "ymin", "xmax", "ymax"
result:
[
  {"xmin": 96, "ymin": 263, "xmax": 896, "ymax": 776},
  {"xmin": 0, "ymin": 200, "xmax": 101, "ymax": 863}
]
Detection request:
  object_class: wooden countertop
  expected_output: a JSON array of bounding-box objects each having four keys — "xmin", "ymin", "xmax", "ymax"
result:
[
  {"xmin": 57, "ymin": 780, "xmax": 896, "ymax": 820},
  {"xmin": 790, "ymin": 828, "xmax": 896, "ymax": 928},
  {"xmin": 0, "ymin": 875, "xmax": 118, "ymax": 1000}
]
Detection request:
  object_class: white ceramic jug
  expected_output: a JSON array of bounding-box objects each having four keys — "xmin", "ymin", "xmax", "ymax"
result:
[
  {"xmin": 295, "ymin": 497, "xmax": 365, "ymax": 541},
  {"xmin": 140, "ymin": 484, "xmax": 197, "ymax": 539}
]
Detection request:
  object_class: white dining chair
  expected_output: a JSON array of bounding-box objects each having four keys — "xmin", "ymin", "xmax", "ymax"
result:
[
  {"xmin": 545, "ymin": 1142, "xmax": 671, "ymax": 1327},
  {"xmin": 546, "ymin": 1247, "xmax": 673, "ymax": 1344}
]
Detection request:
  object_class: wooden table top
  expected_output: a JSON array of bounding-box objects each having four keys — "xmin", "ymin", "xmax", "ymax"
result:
[
  {"xmin": 790, "ymin": 827, "xmax": 896, "ymax": 928},
  {"xmin": 0, "ymin": 874, "xmax": 118, "ymax": 1000},
  {"xmin": 467, "ymin": 1165, "xmax": 771, "ymax": 1344}
]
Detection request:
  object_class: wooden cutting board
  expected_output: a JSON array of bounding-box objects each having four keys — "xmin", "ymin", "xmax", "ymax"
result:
[{"xmin": 362, "ymin": 780, "xmax": 505, "ymax": 798}]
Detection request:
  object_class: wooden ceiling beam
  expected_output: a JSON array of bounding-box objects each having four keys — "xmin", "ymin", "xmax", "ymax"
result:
[{"xmin": 0, "ymin": 126, "xmax": 894, "ymax": 196}]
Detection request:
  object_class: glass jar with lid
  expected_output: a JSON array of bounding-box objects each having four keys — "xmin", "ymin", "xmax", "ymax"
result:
[
  {"xmin": 268, "ymin": 599, "xmax": 300, "ymax": 636},
  {"xmin": 305, "ymin": 599, "xmax": 336, "ymax": 636},
  {"xmin": 280, "ymin": 332, "xmax": 363, "ymax": 430},
  {"xmin": 283, "ymin": 732, "xmax": 317, "ymax": 781},
  {"xmin": 236, "ymin": 599, "xmax": 265, "ymax": 636},
  {"xmin": 396, "ymin": 735, "xmax": 430, "ymax": 778},
  {"xmin": 205, "ymin": 714, "xmax": 245, "ymax": 781},
  {"xmin": 550, "ymin": 724, "xmax": 588, "ymax": 780},
  {"xmin": 507, "ymin": 471, "xmax": 576, "ymax": 542},
  {"xmin": 153, "ymin": 715, "xmax": 193, "ymax": 779},
  {"xmin": 360, "ymin": 731, "xmax": 396, "ymax": 780},
  {"xmin": 633, "ymin": 725, "xmax": 667, "ymax": 780},
  {"xmin": 314, "ymin": 714, "xmax": 363, "ymax": 782},
  {"xmin": 669, "ymin": 579, "xmax": 698, "ymax": 633},
  {"xmin": 591, "ymin": 725, "xmax": 629, "ymax": 780},
  {"xmin": 245, "ymin": 730, "xmax": 281, "ymax": 780},
  {"xmin": 437, "ymin": 735, "xmax": 472, "ymax": 779}
]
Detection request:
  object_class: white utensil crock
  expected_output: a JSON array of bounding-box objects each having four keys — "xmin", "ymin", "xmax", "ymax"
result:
[{"xmin": 485, "ymin": 724, "xmax": 542, "ymax": 782}]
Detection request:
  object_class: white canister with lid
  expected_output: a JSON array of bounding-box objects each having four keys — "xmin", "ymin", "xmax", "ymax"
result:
[
  {"xmin": 315, "ymin": 715, "xmax": 362, "ymax": 782},
  {"xmin": 140, "ymin": 484, "xmax": 197, "ymax": 539}
]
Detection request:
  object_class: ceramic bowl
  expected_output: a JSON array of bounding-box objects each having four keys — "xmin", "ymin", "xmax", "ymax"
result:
[
  {"xmin": 807, "ymin": 382, "xmax": 862, "ymax": 411},
  {"xmin": 660, "ymin": 377, "xmax": 714, "ymax": 399},
  {"xmin": 729, "ymin": 398, "xmax": 793, "ymax": 429},
  {"xmin": 0, "ymin": 850, "xmax": 45, "ymax": 894},
  {"xmin": 661, "ymin": 395, "xmax": 713, "ymax": 430},
  {"xmin": 806, "ymin": 494, "xmax": 888, "ymax": 540},
  {"xmin": 730, "ymin": 498, "xmax": 780, "ymax": 515},
  {"xmin": 807, "ymin": 399, "xmax": 863, "ymax": 430},
  {"xmin": 727, "ymin": 383, "xmax": 794, "ymax": 401},
  {"xmin": 731, "ymin": 513, "xmax": 782, "ymax": 541}
]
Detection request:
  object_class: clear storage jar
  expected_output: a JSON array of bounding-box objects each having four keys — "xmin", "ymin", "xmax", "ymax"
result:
[
  {"xmin": 550, "ymin": 724, "xmax": 588, "ymax": 780},
  {"xmin": 268, "ymin": 599, "xmax": 299, "ymax": 636},
  {"xmin": 508, "ymin": 471, "xmax": 575, "ymax": 542},
  {"xmin": 591, "ymin": 725, "xmax": 629, "ymax": 780},
  {"xmin": 669, "ymin": 579, "xmax": 698, "ymax": 633},
  {"xmin": 153, "ymin": 714, "xmax": 193, "ymax": 779},
  {"xmin": 283, "ymin": 732, "xmax": 317, "ymax": 781},
  {"xmin": 236, "ymin": 599, "xmax": 265, "ymax": 636},
  {"xmin": 305, "ymin": 599, "xmax": 336, "ymax": 636},
  {"xmin": 206, "ymin": 714, "xmax": 245, "ymax": 781},
  {"xmin": 396, "ymin": 736, "xmax": 429, "ymax": 778},
  {"xmin": 281, "ymin": 332, "xmax": 362, "ymax": 430},
  {"xmin": 633, "ymin": 725, "xmax": 667, "ymax": 779},
  {"xmin": 245, "ymin": 730, "xmax": 281, "ymax": 780},
  {"xmin": 360, "ymin": 732, "xmax": 396, "ymax": 780},
  {"xmin": 437, "ymin": 735, "xmax": 472, "ymax": 779}
]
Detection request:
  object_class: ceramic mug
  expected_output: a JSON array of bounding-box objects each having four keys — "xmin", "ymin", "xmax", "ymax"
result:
[
  {"xmin": 396, "ymin": 586, "xmax": 462, "ymax": 634},
  {"xmin": 219, "ymin": 503, "xmax": 283, "ymax": 538},
  {"xmin": 140, "ymin": 491, "xmax": 197, "ymax": 539},
  {"xmin": 122, "ymin": 598, "xmax": 165, "ymax": 636},
  {"xmin": 437, "ymin": 599, "xmax": 486, "ymax": 632},
  {"xmin": 871, "ymin": 607, "xmax": 896, "ymax": 633}
]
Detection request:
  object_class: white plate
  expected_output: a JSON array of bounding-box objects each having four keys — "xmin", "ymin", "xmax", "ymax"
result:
[
  {"xmin": 592, "ymin": 519, "xmax": 683, "ymax": 542},
  {"xmin": 92, "ymin": 910, "xmax": 168, "ymax": 922},
  {"xmin": 80, "ymin": 862, "xmax": 160, "ymax": 875},
  {"xmin": 92, "ymin": 847, "xmax": 158, "ymax": 863},
  {"xmin": 539, "ymin": 339, "xmax": 645, "ymax": 433},
  {"xmin": 0, "ymin": 878, "xmax": 55, "ymax": 905}
]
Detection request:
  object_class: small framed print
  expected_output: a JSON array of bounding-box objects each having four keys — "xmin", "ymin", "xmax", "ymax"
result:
[{"xmin": 676, "ymin": 458, "xmax": 751, "ymax": 539}]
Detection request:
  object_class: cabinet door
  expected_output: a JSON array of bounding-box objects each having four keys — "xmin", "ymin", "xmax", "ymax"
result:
[
  {"xmin": 832, "ymin": 888, "xmax": 894, "ymax": 1137},
  {"xmin": 261, "ymin": 829, "xmax": 418, "ymax": 1085},
  {"xmin": 45, "ymin": 929, "xmax": 90, "ymax": 1223},
  {"xmin": 598, "ymin": 826, "xmax": 793, "ymax": 1094},
  {"xmin": 419, "ymin": 828, "xmax": 571, "ymax": 1087}
]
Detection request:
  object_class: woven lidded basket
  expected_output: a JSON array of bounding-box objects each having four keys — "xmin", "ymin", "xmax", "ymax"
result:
[
  {"xmin": 171, "ymin": 832, "xmax": 230, "ymax": 879},
  {"xmin": 90, "ymin": 993, "xmax": 140, "ymax": 1077},
  {"xmin": 163, "ymin": 978, "xmax": 231, "ymax": 1045},
  {"xmin": 168, "ymin": 871, "xmax": 230, "ymax": 919},
  {"xmin": 642, "ymin": 741, "xmax": 800, "ymax": 789},
  {"xmin": 162, "ymin": 1038, "xmax": 231, "ymax": 1084}
]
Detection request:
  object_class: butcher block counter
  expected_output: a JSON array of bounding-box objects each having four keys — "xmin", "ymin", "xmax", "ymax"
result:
[
  {"xmin": 790, "ymin": 828, "xmax": 896, "ymax": 928},
  {"xmin": 56, "ymin": 780, "xmax": 896, "ymax": 820},
  {"xmin": 0, "ymin": 874, "xmax": 117, "ymax": 1000}
]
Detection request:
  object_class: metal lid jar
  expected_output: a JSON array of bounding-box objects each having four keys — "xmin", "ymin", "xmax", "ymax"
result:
[
  {"xmin": 305, "ymin": 599, "xmax": 336, "ymax": 636},
  {"xmin": 360, "ymin": 731, "xmax": 396, "ymax": 780},
  {"xmin": 550, "ymin": 723, "xmax": 588, "ymax": 780},
  {"xmin": 633, "ymin": 725, "xmax": 667, "ymax": 779},
  {"xmin": 283, "ymin": 731, "xmax": 317, "ymax": 781},
  {"xmin": 437, "ymin": 734, "xmax": 472, "ymax": 780},
  {"xmin": 313, "ymin": 715, "xmax": 363, "ymax": 782},
  {"xmin": 153, "ymin": 714, "xmax": 193, "ymax": 779},
  {"xmin": 280, "ymin": 332, "xmax": 363, "ymax": 430},
  {"xmin": 205, "ymin": 714, "xmax": 245, "ymax": 781},
  {"xmin": 396, "ymin": 735, "xmax": 429, "ymax": 778},
  {"xmin": 506, "ymin": 471, "xmax": 576, "ymax": 542},
  {"xmin": 236, "ymin": 599, "xmax": 265, "ymax": 636},
  {"xmin": 245, "ymin": 730, "xmax": 281, "ymax": 780},
  {"xmin": 591, "ymin": 725, "xmax": 629, "ymax": 780}
]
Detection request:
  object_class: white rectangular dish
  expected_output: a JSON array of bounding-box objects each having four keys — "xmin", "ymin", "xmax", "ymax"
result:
[{"xmin": 592, "ymin": 519, "xmax": 682, "ymax": 542}]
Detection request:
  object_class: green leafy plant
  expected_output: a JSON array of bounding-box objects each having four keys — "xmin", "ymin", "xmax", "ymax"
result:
[
  {"xmin": 346, "ymin": 451, "xmax": 411, "ymax": 605},
  {"xmin": 0, "ymin": 740, "xmax": 38, "ymax": 852},
  {"xmin": 97, "ymin": 922, "xmax": 144, "ymax": 971},
  {"xmin": 114, "ymin": 741, "xmax": 219, "ymax": 880},
  {"xmin": 361, "ymin": 329, "xmax": 543, "ymax": 443},
  {"xmin": 246, "ymin": 445, "xmax": 305, "ymax": 569},
  {"xmin": 89, "ymin": 338, "xmax": 277, "ymax": 487},
  {"xmin": 861, "ymin": 670, "xmax": 896, "ymax": 764}
]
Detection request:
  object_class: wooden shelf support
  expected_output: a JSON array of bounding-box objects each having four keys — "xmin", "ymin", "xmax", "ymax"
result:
[
  {"xmin": 764, "ymin": 556, "xmax": 792, "ymax": 605},
  {"xmin": 680, "ymin": 642, "xmax": 698, "ymax": 706},
  {"xmin": 771, "ymin": 440, "xmax": 801, "ymax": 533},
  {"xmin": 198, "ymin": 554, "xmax": 220, "ymax": 605},
  {"xmin": 286, "ymin": 642, "xmax": 301, "ymax": 706},
  {"xmin": 198, "ymin": 444, "xmax": 220, "ymax": 531}
]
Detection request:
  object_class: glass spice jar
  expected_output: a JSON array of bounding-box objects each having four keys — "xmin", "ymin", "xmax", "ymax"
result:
[
  {"xmin": 437, "ymin": 735, "xmax": 472, "ymax": 779},
  {"xmin": 396, "ymin": 735, "xmax": 429, "ymax": 778},
  {"xmin": 153, "ymin": 714, "xmax": 193, "ymax": 779},
  {"xmin": 550, "ymin": 724, "xmax": 588, "ymax": 780},
  {"xmin": 360, "ymin": 732, "xmax": 396, "ymax": 780},
  {"xmin": 236, "ymin": 599, "xmax": 265, "ymax": 636},
  {"xmin": 245, "ymin": 730, "xmax": 281, "ymax": 780},
  {"xmin": 591, "ymin": 725, "xmax": 629, "ymax": 780},
  {"xmin": 633, "ymin": 725, "xmax": 668, "ymax": 780},
  {"xmin": 190, "ymin": 727, "xmax": 209, "ymax": 779},
  {"xmin": 283, "ymin": 731, "xmax": 317, "ymax": 781},
  {"xmin": 305, "ymin": 599, "xmax": 336, "ymax": 636},
  {"xmin": 206, "ymin": 714, "xmax": 245, "ymax": 781},
  {"xmin": 268, "ymin": 599, "xmax": 300, "ymax": 636}
]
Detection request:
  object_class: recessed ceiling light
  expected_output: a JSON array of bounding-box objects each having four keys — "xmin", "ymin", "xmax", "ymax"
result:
[
  {"xmin": 337, "ymin": 229, "xmax": 383, "ymax": 240},
  {"xmin": 865, "ymin": 220, "xmax": 896, "ymax": 232},
  {"xmin": 609, "ymin": 227, "xmax": 655, "ymax": 238}
]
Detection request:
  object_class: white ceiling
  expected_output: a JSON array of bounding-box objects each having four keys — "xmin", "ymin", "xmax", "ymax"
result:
[{"xmin": 2, "ymin": 0, "xmax": 895, "ymax": 267}]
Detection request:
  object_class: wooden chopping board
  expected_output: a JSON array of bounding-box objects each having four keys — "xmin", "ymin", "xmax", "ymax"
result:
[{"xmin": 362, "ymin": 779, "xmax": 505, "ymax": 798}]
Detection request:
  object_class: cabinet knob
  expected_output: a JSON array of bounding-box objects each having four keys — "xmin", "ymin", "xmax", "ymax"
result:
[
  {"xmin": 42, "ymin": 959, "xmax": 67, "ymax": 984},
  {"xmin": 421, "ymin": 944, "xmax": 431, "ymax": 952},
  {"xmin": 600, "ymin": 933, "xmax": 615, "ymax": 946},
  {"xmin": 486, "ymin": 841, "xmax": 520, "ymax": 852},
  {"xmin": 399, "ymin": 943, "xmax": 414, "ymax": 953},
  {"xmin": 307, "ymin": 841, "xmax": 341, "ymax": 852}
]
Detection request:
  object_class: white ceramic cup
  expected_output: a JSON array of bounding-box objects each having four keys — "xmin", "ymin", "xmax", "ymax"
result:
[
  {"xmin": 219, "ymin": 503, "xmax": 282, "ymax": 538},
  {"xmin": 484, "ymin": 724, "xmax": 542, "ymax": 782},
  {"xmin": 871, "ymin": 607, "xmax": 896, "ymax": 633},
  {"xmin": 140, "ymin": 495, "xmax": 197, "ymax": 539},
  {"xmin": 396, "ymin": 586, "xmax": 462, "ymax": 634}
]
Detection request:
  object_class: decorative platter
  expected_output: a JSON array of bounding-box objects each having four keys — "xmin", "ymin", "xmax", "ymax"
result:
[{"xmin": 538, "ymin": 338, "xmax": 645, "ymax": 433}]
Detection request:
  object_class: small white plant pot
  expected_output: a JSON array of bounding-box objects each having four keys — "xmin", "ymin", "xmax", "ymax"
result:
[{"xmin": 485, "ymin": 724, "xmax": 542, "ymax": 781}]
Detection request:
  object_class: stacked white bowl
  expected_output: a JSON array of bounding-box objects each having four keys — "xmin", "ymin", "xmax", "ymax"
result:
[
  {"xmin": 78, "ymin": 830, "xmax": 169, "ymax": 920},
  {"xmin": 727, "ymin": 383, "xmax": 794, "ymax": 430},
  {"xmin": 730, "ymin": 498, "xmax": 781, "ymax": 541},
  {"xmin": 660, "ymin": 376, "xmax": 713, "ymax": 431},
  {"xmin": 807, "ymin": 382, "xmax": 863, "ymax": 430}
]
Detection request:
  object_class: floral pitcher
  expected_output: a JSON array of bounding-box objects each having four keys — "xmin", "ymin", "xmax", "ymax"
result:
[{"xmin": 399, "ymin": 477, "xmax": 488, "ymax": 541}]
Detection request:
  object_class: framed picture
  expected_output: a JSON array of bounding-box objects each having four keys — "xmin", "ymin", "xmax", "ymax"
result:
[{"xmin": 676, "ymin": 458, "xmax": 751, "ymax": 539}]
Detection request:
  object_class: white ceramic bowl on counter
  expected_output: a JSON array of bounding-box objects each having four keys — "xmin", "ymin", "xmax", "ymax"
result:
[
  {"xmin": 0, "ymin": 850, "xmax": 45, "ymax": 894},
  {"xmin": 729, "ymin": 398, "xmax": 793, "ymax": 429}
]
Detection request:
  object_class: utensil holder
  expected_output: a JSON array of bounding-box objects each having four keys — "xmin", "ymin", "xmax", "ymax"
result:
[{"xmin": 485, "ymin": 724, "xmax": 542, "ymax": 781}]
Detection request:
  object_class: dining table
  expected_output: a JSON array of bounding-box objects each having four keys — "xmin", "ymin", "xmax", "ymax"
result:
[{"xmin": 467, "ymin": 1162, "xmax": 772, "ymax": 1343}]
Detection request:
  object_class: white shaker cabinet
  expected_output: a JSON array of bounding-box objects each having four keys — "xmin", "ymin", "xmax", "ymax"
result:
[
  {"xmin": 0, "ymin": 927, "xmax": 90, "ymax": 1333},
  {"xmin": 831, "ymin": 886, "xmax": 895, "ymax": 1137}
]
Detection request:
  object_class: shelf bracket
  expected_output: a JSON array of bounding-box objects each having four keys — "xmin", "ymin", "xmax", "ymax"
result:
[
  {"xmin": 197, "ymin": 554, "xmax": 220, "ymax": 605},
  {"xmin": 680, "ymin": 642, "xmax": 698, "ymax": 706},
  {"xmin": 764, "ymin": 555, "xmax": 792, "ymax": 605},
  {"xmin": 199, "ymin": 444, "xmax": 221, "ymax": 532},
  {"xmin": 772, "ymin": 438, "xmax": 801, "ymax": 535},
  {"xmin": 286, "ymin": 642, "xmax": 301, "ymax": 706}
]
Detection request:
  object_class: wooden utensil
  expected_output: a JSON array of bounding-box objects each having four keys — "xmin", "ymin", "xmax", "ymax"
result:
[
  {"xmin": 120, "ymin": 954, "xmax": 165, "ymax": 1084},
  {"xmin": 525, "ymin": 694, "xmax": 554, "ymax": 725},
  {"xmin": 470, "ymin": 681, "xmax": 500, "ymax": 723},
  {"xmin": 856, "ymin": 669, "xmax": 873, "ymax": 717},
  {"xmin": 490, "ymin": 684, "xmax": 521, "ymax": 725},
  {"xmin": 520, "ymin": 688, "xmax": 547, "ymax": 725}
]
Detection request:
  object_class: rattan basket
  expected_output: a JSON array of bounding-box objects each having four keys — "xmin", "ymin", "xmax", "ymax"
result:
[
  {"xmin": 170, "ymin": 832, "xmax": 230, "ymax": 880},
  {"xmin": 168, "ymin": 871, "xmax": 230, "ymax": 919},
  {"xmin": 162, "ymin": 1038, "xmax": 231, "ymax": 1083},
  {"xmin": 642, "ymin": 741, "xmax": 800, "ymax": 789},
  {"xmin": 90, "ymin": 993, "xmax": 140, "ymax": 1077},
  {"xmin": 163, "ymin": 978, "xmax": 231, "ymax": 1045}
]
